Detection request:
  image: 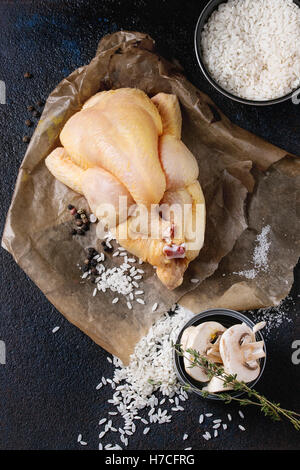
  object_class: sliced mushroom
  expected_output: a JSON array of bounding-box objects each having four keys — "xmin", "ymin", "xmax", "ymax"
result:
[
  {"xmin": 183, "ymin": 321, "xmax": 226, "ymax": 382},
  {"xmin": 180, "ymin": 326, "xmax": 195, "ymax": 351},
  {"xmin": 220, "ymin": 323, "xmax": 266, "ymax": 383},
  {"xmin": 253, "ymin": 321, "xmax": 266, "ymax": 334},
  {"xmin": 202, "ymin": 376, "xmax": 234, "ymax": 394}
]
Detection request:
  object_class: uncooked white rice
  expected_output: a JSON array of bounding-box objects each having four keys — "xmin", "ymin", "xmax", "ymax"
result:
[
  {"xmin": 77, "ymin": 306, "xmax": 270, "ymax": 449},
  {"xmin": 201, "ymin": 0, "xmax": 300, "ymax": 100}
]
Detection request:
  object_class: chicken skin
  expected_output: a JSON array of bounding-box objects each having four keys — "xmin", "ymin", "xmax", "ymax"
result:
[{"xmin": 45, "ymin": 88, "xmax": 205, "ymax": 289}]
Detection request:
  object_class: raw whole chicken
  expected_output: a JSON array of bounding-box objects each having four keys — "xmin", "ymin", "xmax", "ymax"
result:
[{"xmin": 45, "ymin": 88, "xmax": 205, "ymax": 289}]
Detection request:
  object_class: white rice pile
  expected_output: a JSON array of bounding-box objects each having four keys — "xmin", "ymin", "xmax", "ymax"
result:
[
  {"xmin": 113, "ymin": 305, "xmax": 194, "ymax": 401},
  {"xmin": 78, "ymin": 306, "xmax": 248, "ymax": 449},
  {"xmin": 201, "ymin": 0, "xmax": 300, "ymax": 100},
  {"xmin": 81, "ymin": 233, "xmax": 147, "ymax": 310}
]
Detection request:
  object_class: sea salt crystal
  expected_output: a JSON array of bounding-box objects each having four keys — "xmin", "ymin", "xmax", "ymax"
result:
[{"xmin": 234, "ymin": 225, "xmax": 271, "ymax": 279}]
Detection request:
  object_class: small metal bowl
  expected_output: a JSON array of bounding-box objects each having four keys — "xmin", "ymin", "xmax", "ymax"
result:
[
  {"xmin": 194, "ymin": 0, "xmax": 300, "ymax": 106},
  {"xmin": 174, "ymin": 308, "xmax": 266, "ymax": 400}
]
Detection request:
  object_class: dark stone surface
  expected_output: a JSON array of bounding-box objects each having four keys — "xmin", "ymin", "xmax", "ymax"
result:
[{"xmin": 0, "ymin": 0, "xmax": 299, "ymax": 451}]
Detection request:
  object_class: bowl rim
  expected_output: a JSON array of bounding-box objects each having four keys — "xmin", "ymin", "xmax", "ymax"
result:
[
  {"xmin": 194, "ymin": 0, "xmax": 300, "ymax": 106},
  {"xmin": 173, "ymin": 308, "xmax": 267, "ymax": 400}
]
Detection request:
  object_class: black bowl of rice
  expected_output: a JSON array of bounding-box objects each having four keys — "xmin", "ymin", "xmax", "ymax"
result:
[
  {"xmin": 174, "ymin": 308, "xmax": 266, "ymax": 400},
  {"xmin": 195, "ymin": 0, "xmax": 300, "ymax": 105}
]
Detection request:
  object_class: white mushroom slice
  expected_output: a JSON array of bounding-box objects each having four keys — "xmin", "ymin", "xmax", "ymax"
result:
[
  {"xmin": 253, "ymin": 321, "xmax": 266, "ymax": 334},
  {"xmin": 242, "ymin": 340, "xmax": 265, "ymax": 369},
  {"xmin": 206, "ymin": 341, "xmax": 222, "ymax": 363},
  {"xmin": 202, "ymin": 376, "xmax": 234, "ymax": 394},
  {"xmin": 184, "ymin": 321, "xmax": 226, "ymax": 382},
  {"xmin": 220, "ymin": 323, "xmax": 266, "ymax": 383},
  {"xmin": 180, "ymin": 327, "xmax": 195, "ymax": 351}
]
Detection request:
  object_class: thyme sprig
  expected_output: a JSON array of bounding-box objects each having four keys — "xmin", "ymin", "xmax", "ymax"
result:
[{"xmin": 174, "ymin": 344, "xmax": 300, "ymax": 430}]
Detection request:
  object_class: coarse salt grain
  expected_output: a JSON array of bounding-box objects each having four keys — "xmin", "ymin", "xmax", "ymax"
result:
[{"xmin": 234, "ymin": 225, "xmax": 271, "ymax": 279}]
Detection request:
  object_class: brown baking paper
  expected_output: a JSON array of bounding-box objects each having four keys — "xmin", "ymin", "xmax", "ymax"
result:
[{"xmin": 2, "ymin": 31, "xmax": 299, "ymax": 364}]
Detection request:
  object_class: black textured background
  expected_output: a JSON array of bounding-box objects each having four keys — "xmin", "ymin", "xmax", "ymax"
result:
[{"xmin": 0, "ymin": 0, "xmax": 299, "ymax": 451}]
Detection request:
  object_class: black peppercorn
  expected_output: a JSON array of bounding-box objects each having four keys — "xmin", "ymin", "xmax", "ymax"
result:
[
  {"xmin": 75, "ymin": 213, "xmax": 81, "ymax": 219},
  {"xmin": 22, "ymin": 135, "xmax": 30, "ymax": 143},
  {"xmin": 87, "ymin": 247, "xmax": 95, "ymax": 255},
  {"xmin": 104, "ymin": 245, "xmax": 113, "ymax": 252},
  {"xmin": 90, "ymin": 259, "xmax": 97, "ymax": 267},
  {"xmin": 71, "ymin": 229, "xmax": 77, "ymax": 235},
  {"xmin": 76, "ymin": 219, "xmax": 83, "ymax": 227},
  {"xmin": 82, "ymin": 265, "xmax": 89, "ymax": 272},
  {"xmin": 68, "ymin": 204, "xmax": 74, "ymax": 210},
  {"xmin": 83, "ymin": 224, "xmax": 89, "ymax": 231}
]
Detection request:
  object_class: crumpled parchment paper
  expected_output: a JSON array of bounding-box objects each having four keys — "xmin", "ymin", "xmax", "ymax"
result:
[{"xmin": 2, "ymin": 31, "xmax": 299, "ymax": 364}]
